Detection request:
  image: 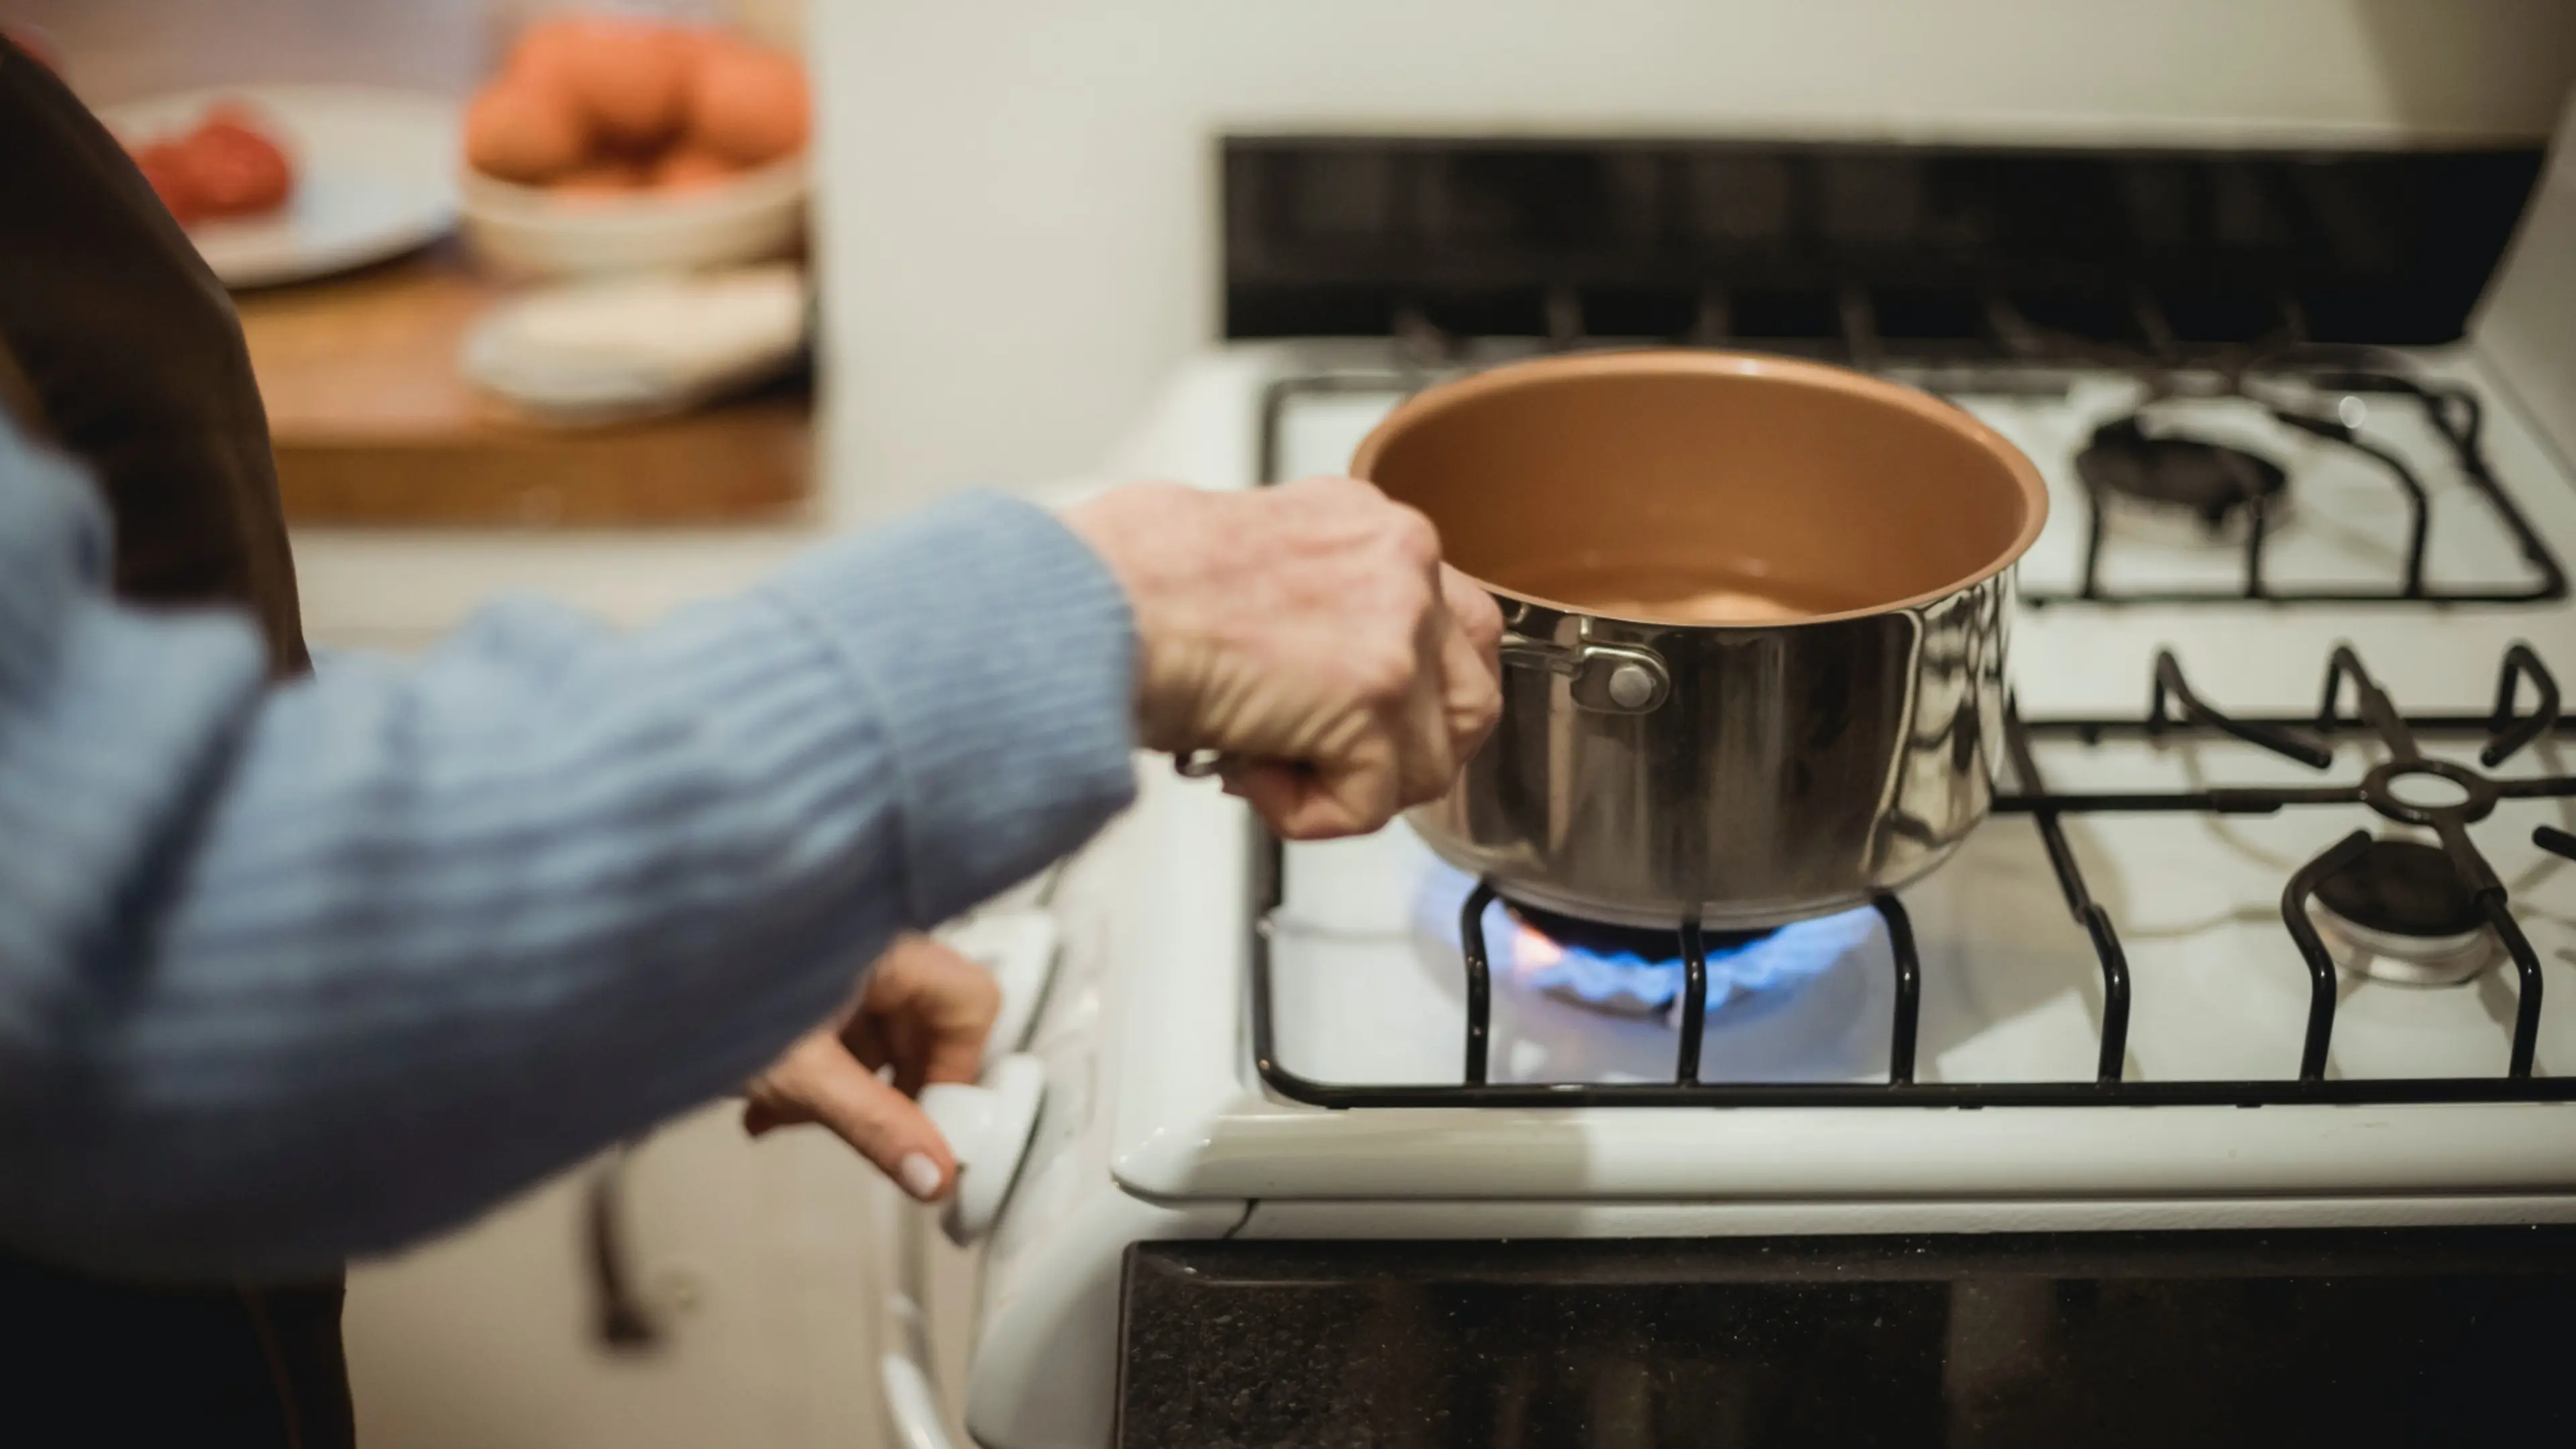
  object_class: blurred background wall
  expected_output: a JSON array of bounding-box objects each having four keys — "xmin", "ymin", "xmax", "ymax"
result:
[
  {"xmin": 809, "ymin": 0, "xmax": 2576, "ymax": 520},
  {"xmin": 20, "ymin": 0, "xmax": 2575, "ymax": 521},
  {"xmin": 7, "ymin": 0, "xmax": 800, "ymax": 101}
]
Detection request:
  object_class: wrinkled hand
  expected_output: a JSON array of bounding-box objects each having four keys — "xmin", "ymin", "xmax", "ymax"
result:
[
  {"xmin": 1063, "ymin": 476, "xmax": 1504, "ymax": 839},
  {"xmin": 743, "ymin": 934, "xmax": 999, "ymax": 1201}
]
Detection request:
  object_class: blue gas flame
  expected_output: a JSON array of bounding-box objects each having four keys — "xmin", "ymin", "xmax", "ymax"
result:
[
  {"xmin": 1507, "ymin": 906, "xmax": 1878, "ymax": 1015},
  {"xmin": 1421, "ymin": 863, "xmax": 1878, "ymax": 1018}
]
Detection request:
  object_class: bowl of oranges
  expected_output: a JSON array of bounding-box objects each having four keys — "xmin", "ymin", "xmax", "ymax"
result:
[{"xmin": 460, "ymin": 15, "xmax": 810, "ymax": 277}]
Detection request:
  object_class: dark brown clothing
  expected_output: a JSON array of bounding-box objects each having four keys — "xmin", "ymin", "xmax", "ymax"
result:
[
  {"xmin": 1, "ymin": 36, "xmax": 348, "ymax": 1449},
  {"xmin": 0, "ymin": 39, "xmax": 306, "ymax": 672}
]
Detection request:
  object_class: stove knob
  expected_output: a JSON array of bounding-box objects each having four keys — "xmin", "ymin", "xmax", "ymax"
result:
[
  {"xmin": 936, "ymin": 910, "xmax": 1060, "ymax": 1053},
  {"xmin": 916, "ymin": 1053, "xmax": 1046, "ymax": 1247}
]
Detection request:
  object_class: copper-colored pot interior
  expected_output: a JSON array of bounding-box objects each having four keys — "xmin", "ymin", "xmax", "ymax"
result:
[{"xmin": 1354, "ymin": 354, "xmax": 2047, "ymax": 625}]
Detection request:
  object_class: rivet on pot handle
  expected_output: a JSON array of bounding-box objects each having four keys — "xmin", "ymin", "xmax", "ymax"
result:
[{"xmin": 1499, "ymin": 633, "xmax": 1670, "ymax": 714}]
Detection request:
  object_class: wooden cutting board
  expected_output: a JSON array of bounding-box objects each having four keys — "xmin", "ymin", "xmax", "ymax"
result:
[{"xmin": 236, "ymin": 241, "xmax": 813, "ymax": 526}]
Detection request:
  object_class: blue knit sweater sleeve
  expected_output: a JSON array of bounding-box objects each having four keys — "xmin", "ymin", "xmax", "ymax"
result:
[{"xmin": 0, "ymin": 417, "xmax": 1136, "ymax": 1276}]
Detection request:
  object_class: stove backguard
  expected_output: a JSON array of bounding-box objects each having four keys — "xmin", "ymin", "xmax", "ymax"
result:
[{"xmin": 1222, "ymin": 137, "xmax": 2544, "ymax": 361}]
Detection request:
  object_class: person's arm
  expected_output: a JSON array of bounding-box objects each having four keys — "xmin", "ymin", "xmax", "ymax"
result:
[{"xmin": 0, "ymin": 422, "xmax": 1135, "ymax": 1275}]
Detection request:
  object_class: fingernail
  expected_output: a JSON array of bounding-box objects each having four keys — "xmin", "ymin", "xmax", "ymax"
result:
[{"xmin": 898, "ymin": 1152, "xmax": 943, "ymax": 1201}]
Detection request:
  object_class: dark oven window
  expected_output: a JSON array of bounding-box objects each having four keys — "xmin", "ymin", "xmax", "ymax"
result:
[{"xmin": 1117, "ymin": 1230, "xmax": 2576, "ymax": 1447}]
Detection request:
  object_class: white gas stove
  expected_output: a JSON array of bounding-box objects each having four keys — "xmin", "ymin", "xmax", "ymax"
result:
[{"xmin": 899, "ymin": 125, "xmax": 2576, "ymax": 1449}]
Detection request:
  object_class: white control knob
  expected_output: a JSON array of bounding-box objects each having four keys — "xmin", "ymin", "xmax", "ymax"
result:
[
  {"xmin": 916, "ymin": 1053, "xmax": 1046, "ymax": 1246},
  {"xmin": 936, "ymin": 910, "xmax": 1060, "ymax": 1053}
]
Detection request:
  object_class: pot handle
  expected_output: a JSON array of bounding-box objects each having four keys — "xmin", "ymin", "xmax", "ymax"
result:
[
  {"xmin": 1173, "ymin": 632, "xmax": 1670, "ymax": 777},
  {"xmin": 1499, "ymin": 633, "xmax": 1670, "ymax": 714}
]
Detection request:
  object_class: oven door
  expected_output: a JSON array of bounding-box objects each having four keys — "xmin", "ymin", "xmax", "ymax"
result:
[{"xmin": 1115, "ymin": 1228, "xmax": 2576, "ymax": 1447}]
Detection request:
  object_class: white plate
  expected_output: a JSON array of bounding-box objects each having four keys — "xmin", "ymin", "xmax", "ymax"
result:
[
  {"xmin": 97, "ymin": 85, "xmax": 460, "ymax": 289},
  {"xmin": 459, "ymin": 264, "xmax": 810, "ymax": 425}
]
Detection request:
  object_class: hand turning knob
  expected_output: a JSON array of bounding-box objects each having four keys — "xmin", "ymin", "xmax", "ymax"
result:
[{"xmin": 916, "ymin": 1053, "xmax": 1046, "ymax": 1246}]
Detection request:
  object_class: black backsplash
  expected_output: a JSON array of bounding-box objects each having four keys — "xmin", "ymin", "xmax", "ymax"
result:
[{"xmin": 1222, "ymin": 138, "xmax": 2545, "ymax": 354}]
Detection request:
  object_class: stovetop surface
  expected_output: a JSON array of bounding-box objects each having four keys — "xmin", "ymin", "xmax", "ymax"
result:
[
  {"xmin": 1259, "ymin": 343, "xmax": 2576, "ymax": 1091},
  {"xmin": 1074, "ymin": 341, "xmax": 2576, "ymax": 1210}
]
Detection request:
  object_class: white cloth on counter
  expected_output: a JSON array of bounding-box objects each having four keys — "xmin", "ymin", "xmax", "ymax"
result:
[{"xmin": 462, "ymin": 262, "xmax": 809, "ymax": 423}]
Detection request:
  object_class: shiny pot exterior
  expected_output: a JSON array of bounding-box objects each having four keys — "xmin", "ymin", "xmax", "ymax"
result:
[
  {"xmin": 1410, "ymin": 574, "xmax": 2013, "ymax": 930},
  {"xmin": 1355, "ymin": 350, "xmax": 2045, "ymax": 929}
]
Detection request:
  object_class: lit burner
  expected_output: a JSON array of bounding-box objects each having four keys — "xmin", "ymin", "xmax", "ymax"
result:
[
  {"xmin": 1489, "ymin": 898, "xmax": 1878, "ymax": 1020},
  {"xmin": 1407, "ymin": 857, "xmax": 1893, "ymax": 1083},
  {"xmin": 2310, "ymin": 837, "xmax": 2497, "ymax": 987}
]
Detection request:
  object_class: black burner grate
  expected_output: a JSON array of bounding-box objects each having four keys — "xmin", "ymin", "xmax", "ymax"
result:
[
  {"xmin": 2043, "ymin": 361, "xmax": 2566, "ymax": 606},
  {"xmin": 1258, "ymin": 349, "xmax": 2569, "ymax": 610},
  {"xmin": 1246, "ymin": 645, "xmax": 2576, "ymax": 1109}
]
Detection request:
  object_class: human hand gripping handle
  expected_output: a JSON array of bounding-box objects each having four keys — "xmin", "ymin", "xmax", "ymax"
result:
[
  {"xmin": 747, "ymin": 478, "xmax": 1501, "ymax": 1199},
  {"xmin": 1062, "ymin": 476, "xmax": 1506, "ymax": 839}
]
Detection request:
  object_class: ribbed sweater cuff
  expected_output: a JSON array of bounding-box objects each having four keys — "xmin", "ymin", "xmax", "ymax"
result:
[{"xmin": 765, "ymin": 492, "xmax": 1138, "ymax": 925}]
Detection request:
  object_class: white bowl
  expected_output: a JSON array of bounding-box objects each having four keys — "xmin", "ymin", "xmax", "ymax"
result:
[{"xmin": 460, "ymin": 156, "xmax": 807, "ymax": 278}]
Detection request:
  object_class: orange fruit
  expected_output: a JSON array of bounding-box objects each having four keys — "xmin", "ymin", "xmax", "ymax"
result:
[
  {"xmin": 683, "ymin": 38, "xmax": 808, "ymax": 167},
  {"xmin": 543, "ymin": 15, "xmax": 692, "ymax": 151},
  {"xmin": 651, "ymin": 144, "xmax": 739, "ymax": 193},
  {"xmin": 464, "ymin": 78, "xmax": 590, "ymax": 184}
]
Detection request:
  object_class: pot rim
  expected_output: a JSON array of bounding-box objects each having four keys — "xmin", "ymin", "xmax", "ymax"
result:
[{"xmin": 1349, "ymin": 347, "xmax": 2053, "ymax": 629}]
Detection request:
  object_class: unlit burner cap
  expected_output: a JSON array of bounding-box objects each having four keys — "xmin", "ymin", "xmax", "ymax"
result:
[
  {"xmin": 2078, "ymin": 417, "xmax": 2288, "ymax": 530},
  {"xmin": 2310, "ymin": 837, "xmax": 2496, "ymax": 986}
]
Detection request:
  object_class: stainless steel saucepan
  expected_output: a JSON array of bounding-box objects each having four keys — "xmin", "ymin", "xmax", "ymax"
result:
[{"xmin": 1353, "ymin": 350, "xmax": 2049, "ymax": 930}]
